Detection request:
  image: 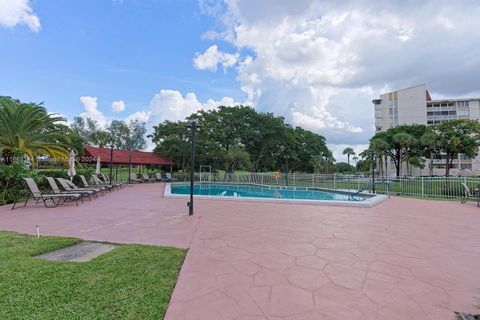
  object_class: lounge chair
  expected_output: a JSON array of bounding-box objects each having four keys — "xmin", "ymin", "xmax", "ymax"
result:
[
  {"xmin": 46, "ymin": 177, "xmax": 93, "ymax": 201},
  {"xmin": 129, "ymin": 173, "xmax": 143, "ymax": 184},
  {"xmin": 100, "ymin": 173, "xmax": 125, "ymax": 188},
  {"xmin": 155, "ymin": 172, "xmax": 171, "ymax": 182},
  {"xmin": 91, "ymin": 175, "xmax": 117, "ymax": 191},
  {"xmin": 79, "ymin": 175, "xmax": 110, "ymax": 193},
  {"xmin": 166, "ymin": 172, "xmax": 176, "ymax": 182},
  {"xmin": 461, "ymin": 182, "xmax": 479, "ymax": 206},
  {"xmin": 12, "ymin": 178, "xmax": 81, "ymax": 209},
  {"xmin": 141, "ymin": 173, "xmax": 155, "ymax": 183},
  {"xmin": 56, "ymin": 178, "xmax": 103, "ymax": 198}
]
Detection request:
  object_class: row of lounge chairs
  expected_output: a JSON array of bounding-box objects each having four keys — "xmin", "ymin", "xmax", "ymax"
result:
[
  {"xmin": 12, "ymin": 174, "xmax": 126, "ymax": 210},
  {"xmin": 129, "ymin": 172, "xmax": 174, "ymax": 183}
]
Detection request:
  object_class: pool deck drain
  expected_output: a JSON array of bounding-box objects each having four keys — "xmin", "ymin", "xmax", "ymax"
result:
[{"xmin": 36, "ymin": 241, "xmax": 118, "ymax": 262}]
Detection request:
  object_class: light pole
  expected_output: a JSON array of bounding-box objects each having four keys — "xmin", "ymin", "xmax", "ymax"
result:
[
  {"xmin": 187, "ymin": 121, "xmax": 200, "ymax": 216},
  {"xmin": 109, "ymin": 144, "xmax": 114, "ymax": 186},
  {"xmin": 371, "ymin": 153, "xmax": 376, "ymax": 194}
]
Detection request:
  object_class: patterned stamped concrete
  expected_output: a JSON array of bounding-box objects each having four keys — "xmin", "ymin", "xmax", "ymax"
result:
[{"xmin": 1, "ymin": 183, "xmax": 480, "ymax": 319}]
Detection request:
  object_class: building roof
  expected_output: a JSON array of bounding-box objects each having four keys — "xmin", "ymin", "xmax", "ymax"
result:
[
  {"xmin": 428, "ymin": 97, "xmax": 480, "ymax": 103},
  {"xmin": 83, "ymin": 146, "xmax": 173, "ymax": 166}
]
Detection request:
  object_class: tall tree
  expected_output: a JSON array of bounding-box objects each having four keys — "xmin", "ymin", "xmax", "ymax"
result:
[
  {"xmin": 71, "ymin": 116, "xmax": 111, "ymax": 147},
  {"xmin": 371, "ymin": 125, "xmax": 426, "ymax": 177},
  {"xmin": 0, "ymin": 96, "xmax": 71, "ymax": 165},
  {"xmin": 151, "ymin": 106, "xmax": 332, "ymax": 173},
  {"xmin": 420, "ymin": 128, "xmax": 440, "ymax": 176},
  {"xmin": 151, "ymin": 120, "xmax": 191, "ymax": 171},
  {"xmin": 342, "ymin": 147, "xmax": 355, "ymax": 168},
  {"xmin": 433, "ymin": 119, "xmax": 480, "ymax": 177},
  {"xmin": 109, "ymin": 120, "xmax": 147, "ymax": 151}
]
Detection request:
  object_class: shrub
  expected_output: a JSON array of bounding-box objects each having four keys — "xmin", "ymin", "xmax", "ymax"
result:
[
  {"xmin": 0, "ymin": 158, "xmax": 95, "ymax": 205},
  {"xmin": 0, "ymin": 152, "xmax": 33, "ymax": 205}
]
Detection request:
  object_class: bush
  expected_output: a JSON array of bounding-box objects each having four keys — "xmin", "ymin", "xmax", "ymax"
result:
[
  {"xmin": 0, "ymin": 153, "xmax": 33, "ymax": 205},
  {"xmin": 0, "ymin": 159, "xmax": 95, "ymax": 205},
  {"xmin": 335, "ymin": 162, "xmax": 354, "ymax": 173}
]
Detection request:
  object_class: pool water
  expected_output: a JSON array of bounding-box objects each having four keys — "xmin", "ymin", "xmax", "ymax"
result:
[{"xmin": 170, "ymin": 183, "xmax": 366, "ymax": 202}]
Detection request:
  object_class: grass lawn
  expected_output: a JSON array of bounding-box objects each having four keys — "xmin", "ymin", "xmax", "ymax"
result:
[{"xmin": 0, "ymin": 231, "xmax": 186, "ymax": 319}]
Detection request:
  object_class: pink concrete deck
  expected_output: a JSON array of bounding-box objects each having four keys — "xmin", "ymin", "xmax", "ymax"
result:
[{"xmin": 1, "ymin": 184, "xmax": 480, "ymax": 319}]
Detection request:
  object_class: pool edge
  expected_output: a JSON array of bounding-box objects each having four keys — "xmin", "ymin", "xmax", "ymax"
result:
[{"xmin": 163, "ymin": 183, "xmax": 388, "ymax": 207}]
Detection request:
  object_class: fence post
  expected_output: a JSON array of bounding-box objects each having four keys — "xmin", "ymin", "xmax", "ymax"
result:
[
  {"xmin": 293, "ymin": 173, "xmax": 296, "ymax": 187},
  {"xmin": 312, "ymin": 174, "xmax": 314, "ymax": 187},
  {"xmin": 333, "ymin": 173, "xmax": 336, "ymax": 190},
  {"xmin": 421, "ymin": 177, "xmax": 424, "ymax": 197}
]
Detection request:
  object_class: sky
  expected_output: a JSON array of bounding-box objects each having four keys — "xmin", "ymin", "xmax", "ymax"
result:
[{"xmin": 1, "ymin": 0, "xmax": 480, "ymax": 162}]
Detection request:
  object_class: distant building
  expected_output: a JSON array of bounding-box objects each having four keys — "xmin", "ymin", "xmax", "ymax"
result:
[{"xmin": 373, "ymin": 84, "xmax": 480, "ymax": 176}]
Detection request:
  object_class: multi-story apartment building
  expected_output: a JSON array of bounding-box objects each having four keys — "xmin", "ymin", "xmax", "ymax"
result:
[{"xmin": 373, "ymin": 84, "xmax": 480, "ymax": 176}]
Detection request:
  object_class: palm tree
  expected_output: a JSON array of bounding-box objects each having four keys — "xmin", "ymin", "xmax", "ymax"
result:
[
  {"xmin": 421, "ymin": 129, "xmax": 439, "ymax": 177},
  {"xmin": 392, "ymin": 132, "xmax": 416, "ymax": 176},
  {"xmin": 370, "ymin": 138, "xmax": 389, "ymax": 177},
  {"xmin": 0, "ymin": 97, "xmax": 71, "ymax": 165},
  {"xmin": 342, "ymin": 147, "xmax": 355, "ymax": 167}
]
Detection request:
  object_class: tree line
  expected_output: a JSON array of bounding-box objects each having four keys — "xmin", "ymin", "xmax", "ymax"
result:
[
  {"xmin": 0, "ymin": 96, "xmax": 147, "ymax": 166},
  {"xmin": 70, "ymin": 117, "xmax": 147, "ymax": 152},
  {"xmin": 150, "ymin": 105, "xmax": 334, "ymax": 173},
  {"xmin": 362, "ymin": 120, "xmax": 480, "ymax": 177}
]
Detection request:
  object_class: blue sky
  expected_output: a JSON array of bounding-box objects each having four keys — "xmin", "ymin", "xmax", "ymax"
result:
[
  {"xmin": 0, "ymin": 0, "xmax": 243, "ymax": 119},
  {"xmin": 1, "ymin": 0, "xmax": 479, "ymax": 161}
]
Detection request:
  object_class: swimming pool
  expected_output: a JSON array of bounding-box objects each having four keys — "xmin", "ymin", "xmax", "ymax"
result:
[{"xmin": 165, "ymin": 183, "xmax": 386, "ymax": 207}]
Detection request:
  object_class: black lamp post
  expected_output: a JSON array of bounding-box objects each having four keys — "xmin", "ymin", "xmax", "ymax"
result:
[
  {"xmin": 371, "ymin": 153, "xmax": 376, "ymax": 194},
  {"xmin": 109, "ymin": 144, "xmax": 114, "ymax": 186},
  {"xmin": 187, "ymin": 121, "xmax": 200, "ymax": 216}
]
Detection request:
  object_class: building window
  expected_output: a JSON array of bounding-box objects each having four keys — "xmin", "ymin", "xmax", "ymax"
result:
[{"xmin": 457, "ymin": 101, "xmax": 470, "ymax": 107}]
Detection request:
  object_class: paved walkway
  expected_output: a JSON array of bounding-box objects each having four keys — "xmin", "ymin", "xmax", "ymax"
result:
[{"xmin": 1, "ymin": 184, "xmax": 480, "ymax": 319}]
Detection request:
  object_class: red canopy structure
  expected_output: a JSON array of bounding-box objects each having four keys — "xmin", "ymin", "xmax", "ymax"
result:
[{"xmin": 82, "ymin": 146, "xmax": 173, "ymax": 166}]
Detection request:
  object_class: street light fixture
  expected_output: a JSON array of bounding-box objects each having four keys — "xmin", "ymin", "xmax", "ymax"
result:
[{"xmin": 187, "ymin": 121, "xmax": 200, "ymax": 216}]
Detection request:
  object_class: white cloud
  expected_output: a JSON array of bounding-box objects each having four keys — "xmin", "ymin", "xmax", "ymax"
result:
[
  {"xmin": 194, "ymin": 45, "xmax": 239, "ymax": 72},
  {"xmin": 196, "ymin": 0, "xmax": 480, "ymax": 161},
  {"xmin": 126, "ymin": 111, "xmax": 150, "ymax": 123},
  {"xmin": 146, "ymin": 89, "xmax": 240, "ymax": 125},
  {"xmin": 0, "ymin": 0, "xmax": 41, "ymax": 32},
  {"xmin": 111, "ymin": 100, "xmax": 126, "ymax": 113},
  {"xmin": 79, "ymin": 96, "xmax": 108, "ymax": 128}
]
